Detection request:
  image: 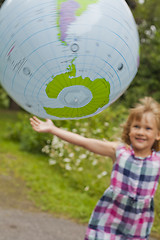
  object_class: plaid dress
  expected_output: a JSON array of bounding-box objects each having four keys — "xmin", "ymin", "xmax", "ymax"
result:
[{"xmin": 85, "ymin": 145, "xmax": 160, "ymax": 240}]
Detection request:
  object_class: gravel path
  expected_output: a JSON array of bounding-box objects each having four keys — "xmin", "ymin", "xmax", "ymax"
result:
[
  {"xmin": 0, "ymin": 173, "xmax": 87, "ymax": 240},
  {"xmin": 0, "ymin": 208, "xmax": 86, "ymax": 240},
  {"xmin": 0, "ymin": 207, "xmax": 158, "ymax": 240}
]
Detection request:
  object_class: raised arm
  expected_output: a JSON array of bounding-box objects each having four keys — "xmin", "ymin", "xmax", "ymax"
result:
[{"xmin": 30, "ymin": 116, "xmax": 118, "ymax": 162}]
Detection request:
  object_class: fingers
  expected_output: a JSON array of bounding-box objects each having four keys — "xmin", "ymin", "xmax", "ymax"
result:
[
  {"xmin": 32, "ymin": 116, "xmax": 42, "ymax": 124},
  {"xmin": 30, "ymin": 116, "xmax": 48, "ymax": 133},
  {"xmin": 30, "ymin": 116, "xmax": 41, "ymax": 124},
  {"xmin": 30, "ymin": 116, "xmax": 40, "ymax": 128}
]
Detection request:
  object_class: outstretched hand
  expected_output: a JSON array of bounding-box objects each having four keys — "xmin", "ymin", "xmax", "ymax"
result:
[{"xmin": 30, "ymin": 116, "xmax": 54, "ymax": 133}]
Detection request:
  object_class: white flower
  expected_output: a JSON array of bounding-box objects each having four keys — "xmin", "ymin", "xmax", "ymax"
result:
[
  {"xmin": 52, "ymin": 136, "xmax": 59, "ymax": 145},
  {"xmin": 92, "ymin": 159, "xmax": 98, "ymax": 166},
  {"xmin": 150, "ymin": 25, "xmax": 156, "ymax": 33},
  {"xmin": 63, "ymin": 158, "xmax": 71, "ymax": 163},
  {"xmin": 80, "ymin": 154, "xmax": 86, "ymax": 159},
  {"xmin": 93, "ymin": 129, "xmax": 101, "ymax": 134},
  {"xmin": 65, "ymin": 164, "xmax": 72, "ymax": 171},
  {"xmin": 42, "ymin": 145, "xmax": 50, "ymax": 153},
  {"xmin": 62, "ymin": 127, "xmax": 68, "ymax": 131},
  {"xmin": 90, "ymin": 152, "xmax": 94, "ymax": 156},
  {"xmin": 59, "ymin": 142, "xmax": 64, "ymax": 148},
  {"xmin": 84, "ymin": 186, "xmax": 89, "ymax": 191},
  {"xmin": 69, "ymin": 153, "xmax": 74, "ymax": 158},
  {"xmin": 72, "ymin": 129, "xmax": 77, "ymax": 133},
  {"xmin": 80, "ymin": 128, "xmax": 87, "ymax": 132},
  {"xmin": 97, "ymin": 171, "xmax": 108, "ymax": 179},
  {"xmin": 96, "ymin": 128, "xmax": 101, "ymax": 133},
  {"xmin": 75, "ymin": 147, "xmax": 80, "ymax": 151},
  {"xmin": 42, "ymin": 148, "xmax": 45, "ymax": 153},
  {"xmin": 49, "ymin": 152, "xmax": 54, "ymax": 158},
  {"xmin": 75, "ymin": 159, "xmax": 81, "ymax": 166},
  {"xmin": 78, "ymin": 167, "xmax": 83, "ymax": 172},
  {"xmin": 138, "ymin": 0, "xmax": 145, "ymax": 4},
  {"xmin": 59, "ymin": 152, "xmax": 64, "ymax": 157},
  {"xmin": 101, "ymin": 171, "xmax": 108, "ymax": 176},
  {"xmin": 49, "ymin": 159, "xmax": 56, "ymax": 165},
  {"xmin": 104, "ymin": 122, "xmax": 109, "ymax": 127}
]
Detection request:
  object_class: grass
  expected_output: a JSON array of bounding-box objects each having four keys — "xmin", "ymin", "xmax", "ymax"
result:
[
  {"xmin": 0, "ymin": 110, "xmax": 98, "ymax": 223},
  {"xmin": 0, "ymin": 109, "xmax": 160, "ymax": 238},
  {"xmin": 0, "ymin": 142, "xmax": 96, "ymax": 222}
]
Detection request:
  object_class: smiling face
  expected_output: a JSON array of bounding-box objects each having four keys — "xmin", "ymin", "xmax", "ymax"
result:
[{"xmin": 129, "ymin": 112, "xmax": 160, "ymax": 157}]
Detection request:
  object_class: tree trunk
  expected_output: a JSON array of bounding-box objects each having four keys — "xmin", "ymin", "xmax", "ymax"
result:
[
  {"xmin": 125, "ymin": 0, "xmax": 137, "ymax": 9},
  {"xmin": 0, "ymin": 0, "xmax": 4, "ymax": 7},
  {"xmin": 9, "ymin": 97, "xmax": 20, "ymax": 110}
]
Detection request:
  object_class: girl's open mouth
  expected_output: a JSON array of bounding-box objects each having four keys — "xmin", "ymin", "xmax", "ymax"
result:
[{"xmin": 136, "ymin": 138, "xmax": 146, "ymax": 142}]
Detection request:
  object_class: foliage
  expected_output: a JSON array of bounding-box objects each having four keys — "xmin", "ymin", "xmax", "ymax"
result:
[
  {"xmin": 0, "ymin": 85, "xmax": 10, "ymax": 108},
  {"xmin": 38, "ymin": 104, "xmax": 127, "ymax": 196},
  {"xmin": 5, "ymin": 112, "xmax": 52, "ymax": 153},
  {"xmin": 4, "ymin": 103, "xmax": 128, "ymax": 194},
  {"xmin": 5, "ymin": 103, "xmax": 127, "ymax": 152},
  {"xmin": 122, "ymin": 0, "xmax": 160, "ymax": 107}
]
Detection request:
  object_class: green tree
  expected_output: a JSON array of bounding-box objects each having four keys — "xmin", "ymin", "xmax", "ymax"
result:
[{"xmin": 123, "ymin": 0, "xmax": 160, "ymax": 106}]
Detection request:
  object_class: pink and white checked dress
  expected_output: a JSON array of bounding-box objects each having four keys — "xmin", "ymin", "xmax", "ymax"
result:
[{"xmin": 84, "ymin": 145, "xmax": 160, "ymax": 240}]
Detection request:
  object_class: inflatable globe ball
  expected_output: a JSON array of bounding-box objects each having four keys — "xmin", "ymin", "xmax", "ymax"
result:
[{"xmin": 0, "ymin": 0, "xmax": 139, "ymax": 119}]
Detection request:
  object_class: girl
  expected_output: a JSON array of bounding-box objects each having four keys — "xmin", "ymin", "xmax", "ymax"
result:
[{"xmin": 30, "ymin": 97, "xmax": 160, "ymax": 240}]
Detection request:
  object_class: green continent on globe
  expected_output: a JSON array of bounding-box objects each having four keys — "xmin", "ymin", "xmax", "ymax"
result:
[{"xmin": 44, "ymin": 62, "xmax": 110, "ymax": 118}]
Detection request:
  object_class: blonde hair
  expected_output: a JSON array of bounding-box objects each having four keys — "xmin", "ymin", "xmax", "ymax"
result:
[{"xmin": 122, "ymin": 97, "xmax": 160, "ymax": 151}]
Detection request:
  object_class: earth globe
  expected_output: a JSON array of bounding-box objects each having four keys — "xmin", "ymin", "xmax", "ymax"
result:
[{"xmin": 0, "ymin": 0, "xmax": 139, "ymax": 119}]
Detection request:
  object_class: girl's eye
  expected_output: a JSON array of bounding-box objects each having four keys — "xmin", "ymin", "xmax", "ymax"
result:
[
  {"xmin": 133, "ymin": 125, "xmax": 140, "ymax": 128},
  {"xmin": 146, "ymin": 127, "xmax": 152, "ymax": 130}
]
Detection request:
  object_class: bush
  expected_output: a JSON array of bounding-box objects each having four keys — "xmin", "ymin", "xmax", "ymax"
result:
[
  {"xmin": 5, "ymin": 112, "xmax": 52, "ymax": 153},
  {"xmin": 40, "ymin": 103, "xmax": 128, "ymax": 196},
  {"xmin": 5, "ymin": 103, "xmax": 128, "ymax": 197},
  {"xmin": 0, "ymin": 86, "xmax": 10, "ymax": 108}
]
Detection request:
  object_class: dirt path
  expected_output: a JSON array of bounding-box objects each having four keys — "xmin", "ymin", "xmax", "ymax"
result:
[
  {"xmin": 0, "ymin": 173, "xmax": 86, "ymax": 240},
  {"xmin": 0, "ymin": 208, "xmax": 86, "ymax": 240},
  {"xmin": 0, "ymin": 173, "xmax": 158, "ymax": 240}
]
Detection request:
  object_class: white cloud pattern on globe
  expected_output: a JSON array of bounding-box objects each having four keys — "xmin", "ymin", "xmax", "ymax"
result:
[{"xmin": 0, "ymin": 0, "xmax": 139, "ymax": 119}]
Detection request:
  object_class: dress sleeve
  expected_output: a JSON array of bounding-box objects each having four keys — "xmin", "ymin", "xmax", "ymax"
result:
[
  {"xmin": 115, "ymin": 143, "xmax": 130, "ymax": 160},
  {"xmin": 115, "ymin": 143, "xmax": 125, "ymax": 159}
]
